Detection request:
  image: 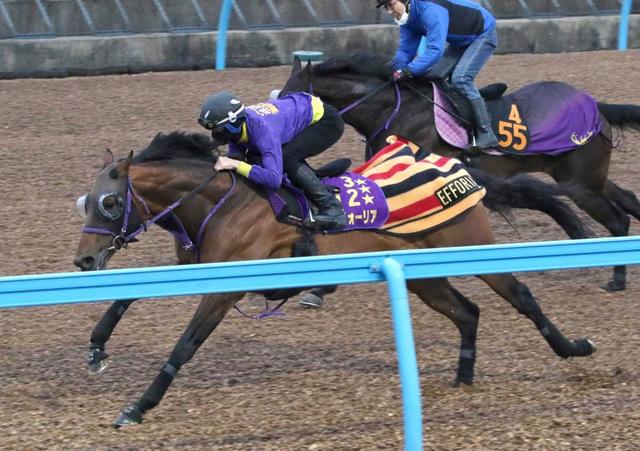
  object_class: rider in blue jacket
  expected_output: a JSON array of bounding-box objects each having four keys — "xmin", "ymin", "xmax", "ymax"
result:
[{"xmin": 378, "ymin": 0, "xmax": 499, "ymax": 150}]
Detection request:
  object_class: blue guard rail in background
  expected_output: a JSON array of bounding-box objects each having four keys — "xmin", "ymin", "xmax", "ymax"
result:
[
  {"xmin": 3, "ymin": 236, "xmax": 640, "ymax": 450},
  {"xmin": 216, "ymin": 0, "xmax": 234, "ymax": 70},
  {"xmin": 619, "ymin": 0, "xmax": 633, "ymax": 50},
  {"xmin": 215, "ymin": 0, "xmax": 635, "ymax": 69}
]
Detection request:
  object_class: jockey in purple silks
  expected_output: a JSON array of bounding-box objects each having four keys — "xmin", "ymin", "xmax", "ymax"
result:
[
  {"xmin": 198, "ymin": 91, "xmax": 347, "ymax": 228},
  {"xmin": 378, "ymin": 0, "xmax": 500, "ymax": 150}
]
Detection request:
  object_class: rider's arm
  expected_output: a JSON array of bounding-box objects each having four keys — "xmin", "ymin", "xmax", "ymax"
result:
[
  {"xmin": 392, "ymin": 25, "xmax": 421, "ymax": 71},
  {"xmin": 235, "ymin": 121, "xmax": 283, "ymax": 190},
  {"xmin": 406, "ymin": 4, "xmax": 448, "ymax": 75}
]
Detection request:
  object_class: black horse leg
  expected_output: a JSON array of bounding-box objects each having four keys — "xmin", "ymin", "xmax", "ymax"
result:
[
  {"xmin": 299, "ymin": 285, "xmax": 338, "ymax": 308},
  {"xmin": 88, "ymin": 299, "xmax": 137, "ymax": 375},
  {"xmin": 562, "ymin": 185, "xmax": 630, "ymax": 291},
  {"xmin": 112, "ymin": 293, "xmax": 241, "ymax": 428},
  {"xmin": 408, "ymin": 279, "xmax": 480, "ymax": 385},
  {"xmin": 606, "ymin": 180, "xmax": 640, "ymax": 288},
  {"xmin": 606, "ymin": 180, "xmax": 640, "ymax": 221},
  {"xmin": 481, "ymin": 274, "xmax": 596, "ymax": 359}
]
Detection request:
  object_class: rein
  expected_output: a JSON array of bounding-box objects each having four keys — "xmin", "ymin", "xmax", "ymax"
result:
[
  {"xmin": 402, "ymin": 80, "xmax": 472, "ymax": 126},
  {"xmin": 335, "ymin": 80, "xmax": 403, "ymax": 145},
  {"xmin": 338, "ymin": 80, "xmax": 393, "ymax": 115},
  {"xmin": 82, "ymin": 170, "xmax": 237, "ymax": 262},
  {"xmin": 309, "ymin": 73, "xmax": 473, "ymax": 145}
]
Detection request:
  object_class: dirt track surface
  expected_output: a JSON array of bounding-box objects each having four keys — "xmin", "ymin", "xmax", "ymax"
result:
[{"xmin": 1, "ymin": 50, "xmax": 639, "ymax": 450}]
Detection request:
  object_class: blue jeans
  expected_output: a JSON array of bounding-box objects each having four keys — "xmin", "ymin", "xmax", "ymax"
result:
[{"xmin": 448, "ymin": 28, "xmax": 498, "ymax": 100}]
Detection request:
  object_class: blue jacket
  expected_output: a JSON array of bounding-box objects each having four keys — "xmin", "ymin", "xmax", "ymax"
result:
[{"xmin": 392, "ymin": 0, "xmax": 496, "ymax": 75}]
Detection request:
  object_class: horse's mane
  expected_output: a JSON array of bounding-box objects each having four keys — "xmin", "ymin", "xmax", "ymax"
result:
[
  {"xmin": 134, "ymin": 131, "xmax": 218, "ymax": 164},
  {"xmin": 314, "ymin": 52, "xmax": 393, "ymax": 80}
]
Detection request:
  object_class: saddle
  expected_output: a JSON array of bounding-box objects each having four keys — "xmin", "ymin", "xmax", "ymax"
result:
[
  {"xmin": 418, "ymin": 50, "xmax": 602, "ymax": 154},
  {"xmin": 266, "ymin": 158, "xmax": 352, "ymax": 227},
  {"xmin": 268, "ymin": 137, "xmax": 487, "ymax": 236},
  {"xmin": 430, "ymin": 81, "xmax": 603, "ymax": 155}
]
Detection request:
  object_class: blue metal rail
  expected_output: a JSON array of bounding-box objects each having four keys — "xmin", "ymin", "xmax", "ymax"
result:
[
  {"xmin": 3, "ymin": 236, "xmax": 640, "ymax": 450},
  {"xmin": 3, "ymin": 236, "xmax": 640, "ymax": 307}
]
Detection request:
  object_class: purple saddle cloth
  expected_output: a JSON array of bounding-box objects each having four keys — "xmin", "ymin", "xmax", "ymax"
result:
[
  {"xmin": 266, "ymin": 171, "xmax": 389, "ymax": 231},
  {"xmin": 434, "ymin": 81, "xmax": 603, "ymax": 155}
]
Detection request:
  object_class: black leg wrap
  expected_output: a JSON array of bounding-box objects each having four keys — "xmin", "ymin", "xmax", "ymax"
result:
[
  {"xmin": 539, "ymin": 322, "xmax": 576, "ymax": 359},
  {"xmin": 162, "ymin": 363, "xmax": 178, "ymax": 378},
  {"xmin": 607, "ymin": 266, "xmax": 627, "ymax": 291},
  {"xmin": 456, "ymin": 349, "xmax": 475, "ymax": 385},
  {"xmin": 90, "ymin": 299, "xmax": 135, "ymax": 349},
  {"xmin": 613, "ymin": 266, "xmax": 627, "ymax": 282},
  {"xmin": 138, "ymin": 366, "xmax": 177, "ymax": 412}
]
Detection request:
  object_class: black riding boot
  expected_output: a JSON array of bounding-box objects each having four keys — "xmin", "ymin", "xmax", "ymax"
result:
[
  {"xmin": 470, "ymin": 97, "xmax": 499, "ymax": 151},
  {"xmin": 288, "ymin": 165, "xmax": 347, "ymax": 229}
]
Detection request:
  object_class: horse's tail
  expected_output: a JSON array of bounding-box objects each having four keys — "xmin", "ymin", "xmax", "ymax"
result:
[
  {"xmin": 598, "ymin": 102, "xmax": 640, "ymax": 133},
  {"xmin": 469, "ymin": 168, "xmax": 593, "ymax": 240}
]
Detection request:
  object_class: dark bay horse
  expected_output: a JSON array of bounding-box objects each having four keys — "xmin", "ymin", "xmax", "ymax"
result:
[
  {"xmin": 74, "ymin": 132, "xmax": 596, "ymax": 427},
  {"xmin": 281, "ymin": 53, "xmax": 640, "ymax": 291}
]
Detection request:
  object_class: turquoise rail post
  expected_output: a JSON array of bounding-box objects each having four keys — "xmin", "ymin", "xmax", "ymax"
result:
[
  {"xmin": 618, "ymin": 0, "xmax": 632, "ymax": 51},
  {"xmin": 380, "ymin": 258, "xmax": 423, "ymax": 451},
  {"xmin": 215, "ymin": 0, "xmax": 233, "ymax": 70}
]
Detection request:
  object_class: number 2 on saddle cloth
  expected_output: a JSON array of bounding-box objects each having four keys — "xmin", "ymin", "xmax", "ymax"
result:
[{"xmin": 266, "ymin": 135, "xmax": 487, "ymax": 237}]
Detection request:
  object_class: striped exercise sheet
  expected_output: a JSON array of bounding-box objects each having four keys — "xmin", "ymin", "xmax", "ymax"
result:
[{"xmin": 354, "ymin": 136, "xmax": 486, "ymax": 235}]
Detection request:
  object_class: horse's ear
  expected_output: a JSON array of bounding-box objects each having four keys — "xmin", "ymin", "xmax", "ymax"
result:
[
  {"xmin": 304, "ymin": 60, "xmax": 312, "ymax": 76},
  {"xmin": 292, "ymin": 56, "xmax": 302, "ymax": 72},
  {"xmin": 102, "ymin": 149, "xmax": 115, "ymax": 169},
  {"xmin": 124, "ymin": 151, "xmax": 134, "ymax": 170}
]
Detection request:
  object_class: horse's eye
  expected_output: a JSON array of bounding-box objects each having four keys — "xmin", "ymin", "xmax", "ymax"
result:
[
  {"xmin": 102, "ymin": 195, "xmax": 117, "ymax": 209},
  {"xmin": 96, "ymin": 192, "xmax": 124, "ymax": 221}
]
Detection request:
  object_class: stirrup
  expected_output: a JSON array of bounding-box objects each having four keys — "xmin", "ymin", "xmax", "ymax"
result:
[
  {"xmin": 464, "ymin": 136, "xmax": 482, "ymax": 155},
  {"xmin": 304, "ymin": 212, "xmax": 347, "ymax": 230},
  {"xmin": 465, "ymin": 134, "xmax": 498, "ymax": 155}
]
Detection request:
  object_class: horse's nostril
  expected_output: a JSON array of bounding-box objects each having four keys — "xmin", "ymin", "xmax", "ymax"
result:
[{"xmin": 74, "ymin": 256, "xmax": 95, "ymax": 271}]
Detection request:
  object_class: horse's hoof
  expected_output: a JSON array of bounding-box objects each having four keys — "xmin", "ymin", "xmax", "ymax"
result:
[
  {"xmin": 112, "ymin": 403, "xmax": 144, "ymax": 429},
  {"xmin": 573, "ymin": 338, "xmax": 597, "ymax": 357},
  {"xmin": 299, "ymin": 292, "xmax": 324, "ymax": 308},
  {"xmin": 585, "ymin": 339, "xmax": 598, "ymax": 354},
  {"xmin": 601, "ymin": 280, "xmax": 626, "ymax": 292},
  {"xmin": 87, "ymin": 348, "xmax": 110, "ymax": 376},
  {"xmin": 88, "ymin": 358, "xmax": 109, "ymax": 376},
  {"xmin": 452, "ymin": 378, "xmax": 473, "ymax": 387}
]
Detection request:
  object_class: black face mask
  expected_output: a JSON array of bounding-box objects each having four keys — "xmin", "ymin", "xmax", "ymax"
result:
[{"xmin": 211, "ymin": 127, "xmax": 241, "ymax": 146}]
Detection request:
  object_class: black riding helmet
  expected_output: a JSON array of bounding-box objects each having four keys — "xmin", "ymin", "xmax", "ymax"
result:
[{"xmin": 197, "ymin": 91, "xmax": 247, "ymax": 135}]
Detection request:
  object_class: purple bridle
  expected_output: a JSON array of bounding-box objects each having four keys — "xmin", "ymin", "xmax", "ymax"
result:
[
  {"xmin": 339, "ymin": 81, "xmax": 402, "ymax": 145},
  {"xmin": 82, "ymin": 171, "xmax": 236, "ymax": 263}
]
